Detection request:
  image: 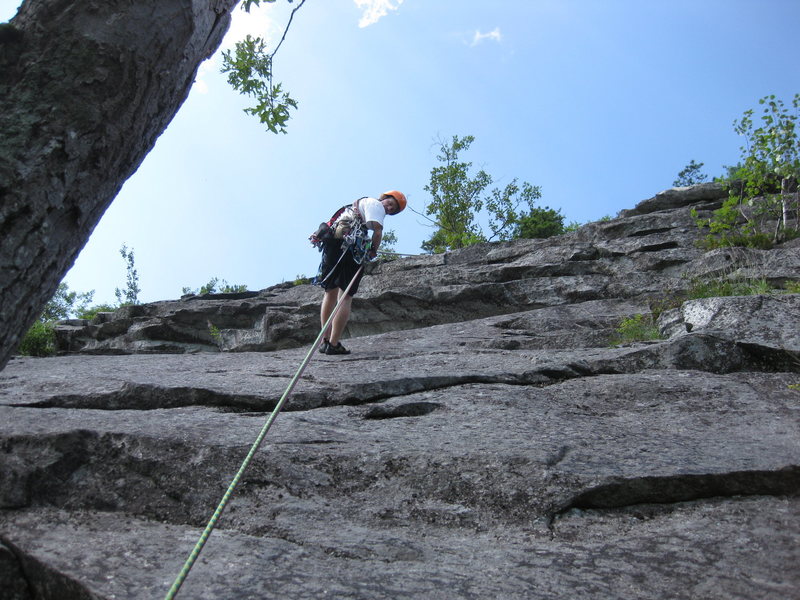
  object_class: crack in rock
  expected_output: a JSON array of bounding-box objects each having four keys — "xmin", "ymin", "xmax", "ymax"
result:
[
  {"xmin": 558, "ymin": 466, "xmax": 800, "ymax": 514},
  {"xmin": 9, "ymin": 382, "xmax": 273, "ymax": 412},
  {"xmin": 0, "ymin": 535, "xmax": 94, "ymax": 600},
  {"xmin": 363, "ymin": 402, "xmax": 443, "ymax": 419},
  {"xmin": 0, "ymin": 537, "xmax": 33, "ymax": 600}
]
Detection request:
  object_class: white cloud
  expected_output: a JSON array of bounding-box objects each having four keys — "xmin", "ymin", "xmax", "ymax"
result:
[
  {"xmin": 354, "ymin": 0, "xmax": 404, "ymax": 28},
  {"xmin": 470, "ymin": 27, "xmax": 502, "ymax": 47}
]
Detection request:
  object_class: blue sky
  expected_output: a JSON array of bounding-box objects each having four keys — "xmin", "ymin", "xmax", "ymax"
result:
[{"xmin": 3, "ymin": 0, "xmax": 799, "ymax": 304}]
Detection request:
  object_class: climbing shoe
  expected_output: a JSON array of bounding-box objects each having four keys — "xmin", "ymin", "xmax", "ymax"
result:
[
  {"xmin": 318, "ymin": 339, "xmax": 330, "ymax": 354},
  {"xmin": 325, "ymin": 342, "xmax": 351, "ymax": 355}
]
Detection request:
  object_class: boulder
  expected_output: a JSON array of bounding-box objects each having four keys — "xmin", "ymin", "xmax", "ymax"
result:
[{"xmin": 617, "ymin": 182, "xmax": 728, "ymax": 217}]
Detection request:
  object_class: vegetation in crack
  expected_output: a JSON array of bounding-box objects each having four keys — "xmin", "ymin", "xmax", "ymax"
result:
[
  {"xmin": 615, "ymin": 261, "xmax": 800, "ymax": 346},
  {"xmin": 609, "ymin": 314, "xmax": 663, "ymax": 346}
]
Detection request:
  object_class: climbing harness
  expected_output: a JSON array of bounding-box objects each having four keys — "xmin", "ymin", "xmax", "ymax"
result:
[
  {"xmin": 331, "ymin": 202, "xmax": 371, "ymax": 263},
  {"xmin": 163, "ymin": 264, "xmax": 365, "ymax": 600},
  {"xmin": 314, "ymin": 238, "xmax": 372, "ymax": 288},
  {"xmin": 309, "ymin": 199, "xmax": 366, "ymax": 250},
  {"xmin": 311, "ymin": 200, "xmax": 373, "ymax": 289}
]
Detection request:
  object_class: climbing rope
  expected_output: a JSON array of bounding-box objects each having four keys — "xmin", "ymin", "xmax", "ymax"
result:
[{"xmin": 164, "ymin": 264, "xmax": 365, "ymax": 599}]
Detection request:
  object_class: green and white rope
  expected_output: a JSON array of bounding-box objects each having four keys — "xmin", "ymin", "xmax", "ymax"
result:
[{"xmin": 164, "ymin": 265, "xmax": 364, "ymax": 599}]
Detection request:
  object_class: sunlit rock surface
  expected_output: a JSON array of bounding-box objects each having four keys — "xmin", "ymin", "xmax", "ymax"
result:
[{"xmin": 2, "ymin": 185, "xmax": 799, "ymax": 599}]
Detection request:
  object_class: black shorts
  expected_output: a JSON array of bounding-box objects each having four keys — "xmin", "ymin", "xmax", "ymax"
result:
[{"xmin": 316, "ymin": 239, "xmax": 364, "ymax": 296}]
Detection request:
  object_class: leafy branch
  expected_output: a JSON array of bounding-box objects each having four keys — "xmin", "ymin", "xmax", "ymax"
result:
[
  {"xmin": 114, "ymin": 244, "xmax": 141, "ymax": 306},
  {"xmin": 221, "ymin": 0, "xmax": 306, "ymax": 134},
  {"xmin": 693, "ymin": 93, "xmax": 800, "ymax": 247}
]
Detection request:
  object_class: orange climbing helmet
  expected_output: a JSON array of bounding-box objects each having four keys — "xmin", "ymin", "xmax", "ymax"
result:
[{"xmin": 382, "ymin": 190, "xmax": 407, "ymax": 214}]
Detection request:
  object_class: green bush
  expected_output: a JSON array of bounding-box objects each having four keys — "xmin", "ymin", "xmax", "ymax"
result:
[
  {"xmin": 183, "ymin": 277, "xmax": 248, "ymax": 295},
  {"xmin": 610, "ymin": 314, "xmax": 662, "ymax": 346},
  {"xmin": 515, "ymin": 206, "xmax": 565, "ymax": 239},
  {"xmin": 292, "ymin": 274, "xmax": 312, "ymax": 286},
  {"xmin": 77, "ymin": 303, "xmax": 117, "ymax": 320},
  {"xmin": 695, "ymin": 231, "xmax": 774, "ymax": 250},
  {"xmin": 686, "ymin": 277, "xmax": 772, "ymax": 299},
  {"xmin": 18, "ymin": 321, "xmax": 57, "ymax": 357}
]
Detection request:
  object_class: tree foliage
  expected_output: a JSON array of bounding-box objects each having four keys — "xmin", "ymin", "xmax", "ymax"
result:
[
  {"xmin": 693, "ymin": 93, "xmax": 799, "ymax": 247},
  {"xmin": 379, "ymin": 229, "xmax": 398, "ymax": 255},
  {"xmin": 40, "ymin": 283, "xmax": 95, "ymax": 323},
  {"xmin": 734, "ymin": 94, "xmax": 800, "ymax": 198},
  {"xmin": 673, "ymin": 160, "xmax": 708, "ymax": 187},
  {"xmin": 18, "ymin": 282, "xmax": 95, "ymax": 357},
  {"xmin": 514, "ymin": 206, "xmax": 565, "ymax": 239},
  {"xmin": 17, "ymin": 321, "xmax": 57, "ymax": 357},
  {"xmin": 422, "ymin": 135, "xmax": 542, "ymax": 253},
  {"xmin": 114, "ymin": 244, "xmax": 141, "ymax": 306},
  {"xmin": 221, "ymin": 0, "xmax": 305, "ymax": 134},
  {"xmin": 19, "ymin": 240, "xmax": 147, "ymax": 356},
  {"xmin": 182, "ymin": 277, "xmax": 249, "ymax": 296}
]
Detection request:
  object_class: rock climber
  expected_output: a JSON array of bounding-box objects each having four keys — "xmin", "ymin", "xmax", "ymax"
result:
[{"xmin": 312, "ymin": 191, "xmax": 406, "ymax": 355}]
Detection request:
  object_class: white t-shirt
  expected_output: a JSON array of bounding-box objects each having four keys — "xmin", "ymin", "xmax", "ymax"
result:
[{"xmin": 356, "ymin": 197, "xmax": 386, "ymax": 229}]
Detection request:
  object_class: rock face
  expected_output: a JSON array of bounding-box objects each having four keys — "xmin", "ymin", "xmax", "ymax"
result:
[
  {"xmin": 53, "ymin": 181, "xmax": 752, "ymax": 355},
  {"xmin": 1, "ymin": 185, "xmax": 799, "ymax": 599}
]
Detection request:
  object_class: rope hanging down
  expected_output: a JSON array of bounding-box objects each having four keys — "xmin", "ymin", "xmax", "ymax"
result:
[{"xmin": 164, "ymin": 264, "xmax": 364, "ymax": 600}]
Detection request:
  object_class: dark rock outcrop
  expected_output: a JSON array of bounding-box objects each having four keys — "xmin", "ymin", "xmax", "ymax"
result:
[{"xmin": 1, "ymin": 185, "xmax": 799, "ymax": 599}]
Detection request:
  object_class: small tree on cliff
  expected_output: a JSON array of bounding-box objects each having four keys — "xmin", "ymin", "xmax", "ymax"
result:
[
  {"xmin": 693, "ymin": 93, "xmax": 800, "ymax": 247},
  {"xmin": 114, "ymin": 244, "xmax": 141, "ymax": 306},
  {"xmin": 673, "ymin": 160, "xmax": 708, "ymax": 187},
  {"xmin": 514, "ymin": 206, "xmax": 566, "ymax": 239},
  {"xmin": 422, "ymin": 135, "xmax": 542, "ymax": 253}
]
